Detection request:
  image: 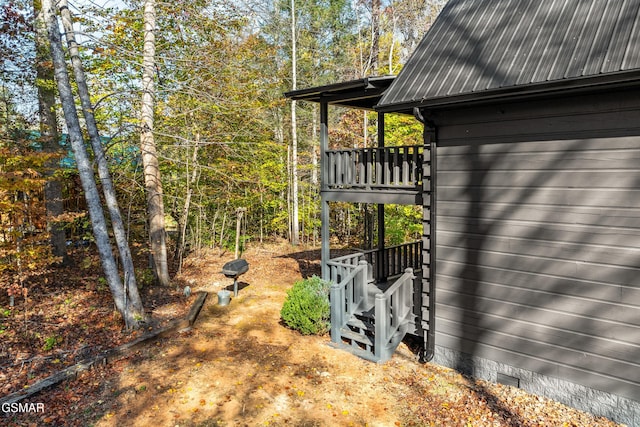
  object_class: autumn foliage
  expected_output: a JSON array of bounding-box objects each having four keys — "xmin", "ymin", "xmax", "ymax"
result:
[{"xmin": 0, "ymin": 143, "xmax": 59, "ymax": 285}]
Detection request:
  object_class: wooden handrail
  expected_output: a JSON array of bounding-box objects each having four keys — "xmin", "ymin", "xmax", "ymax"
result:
[
  {"xmin": 329, "ymin": 260, "xmax": 369, "ymax": 344},
  {"xmin": 374, "ymin": 268, "xmax": 415, "ymax": 360}
]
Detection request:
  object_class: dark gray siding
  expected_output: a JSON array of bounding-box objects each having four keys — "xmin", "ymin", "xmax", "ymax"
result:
[{"xmin": 433, "ymin": 88, "xmax": 640, "ymax": 401}]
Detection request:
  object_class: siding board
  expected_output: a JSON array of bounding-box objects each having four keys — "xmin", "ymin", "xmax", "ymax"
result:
[
  {"xmin": 439, "ymin": 230, "xmax": 640, "ymax": 269},
  {"xmin": 439, "ymin": 217, "xmax": 640, "ymax": 248},
  {"xmin": 437, "ymin": 277, "xmax": 640, "ymax": 327},
  {"xmin": 436, "ymin": 314, "xmax": 640, "ymax": 367},
  {"xmin": 440, "ymin": 170, "xmax": 640, "ymax": 188},
  {"xmin": 436, "ymin": 294, "xmax": 640, "ymax": 346},
  {"xmin": 438, "ymin": 260, "xmax": 640, "ymax": 306},
  {"xmin": 438, "ymin": 245, "xmax": 640, "ymax": 287},
  {"xmin": 439, "ymin": 204, "xmax": 640, "ymax": 229},
  {"xmin": 439, "ymin": 186, "xmax": 640, "ymax": 208},
  {"xmin": 437, "ymin": 110, "xmax": 640, "ymax": 142},
  {"xmin": 438, "ymin": 149, "xmax": 640, "ymax": 171}
]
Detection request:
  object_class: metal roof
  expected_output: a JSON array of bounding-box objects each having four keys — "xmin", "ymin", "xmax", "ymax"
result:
[
  {"xmin": 377, "ymin": 0, "xmax": 640, "ymax": 112},
  {"xmin": 284, "ymin": 76, "xmax": 396, "ymax": 110}
]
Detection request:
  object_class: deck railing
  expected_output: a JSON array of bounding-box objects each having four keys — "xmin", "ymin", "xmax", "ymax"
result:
[
  {"xmin": 326, "ymin": 145, "xmax": 423, "ymax": 190},
  {"xmin": 363, "ymin": 241, "xmax": 422, "ymax": 282}
]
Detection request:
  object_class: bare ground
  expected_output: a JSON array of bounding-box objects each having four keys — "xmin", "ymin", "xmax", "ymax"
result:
[{"xmin": 3, "ymin": 243, "xmax": 625, "ymax": 426}]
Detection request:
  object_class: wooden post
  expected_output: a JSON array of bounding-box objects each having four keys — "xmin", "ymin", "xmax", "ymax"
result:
[
  {"xmin": 234, "ymin": 207, "xmax": 246, "ymax": 259},
  {"xmin": 377, "ymin": 112, "xmax": 385, "ymax": 282},
  {"xmin": 320, "ymin": 101, "xmax": 330, "ymax": 280}
]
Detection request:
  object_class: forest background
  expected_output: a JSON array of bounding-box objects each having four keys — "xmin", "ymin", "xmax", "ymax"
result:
[{"xmin": 0, "ymin": 0, "xmax": 445, "ymax": 326}]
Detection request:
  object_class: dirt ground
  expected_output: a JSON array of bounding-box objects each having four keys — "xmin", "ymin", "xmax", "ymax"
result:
[{"xmin": 3, "ymin": 243, "xmax": 625, "ymax": 426}]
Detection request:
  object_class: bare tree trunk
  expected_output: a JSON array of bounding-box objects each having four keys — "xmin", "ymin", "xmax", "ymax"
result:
[
  {"xmin": 219, "ymin": 211, "xmax": 226, "ymax": 248},
  {"xmin": 42, "ymin": 0, "xmax": 143, "ymax": 328},
  {"xmin": 58, "ymin": 0, "xmax": 144, "ymax": 315},
  {"xmin": 286, "ymin": 144, "xmax": 292, "ymax": 240},
  {"xmin": 290, "ymin": 0, "xmax": 300, "ymax": 246},
  {"xmin": 388, "ymin": 5, "xmax": 397, "ymax": 73},
  {"xmin": 311, "ymin": 107, "xmax": 319, "ymax": 246},
  {"xmin": 259, "ymin": 191, "xmax": 264, "ymax": 244},
  {"xmin": 311, "ymin": 107, "xmax": 318, "ymax": 187},
  {"xmin": 34, "ymin": 0, "xmax": 68, "ymax": 265},
  {"xmin": 141, "ymin": 0, "xmax": 170, "ymax": 286},
  {"xmin": 211, "ymin": 210, "xmax": 218, "ymax": 248},
  {"xmin": 174, "ymin": 134, "xmax": 199, "ymax": 273}
]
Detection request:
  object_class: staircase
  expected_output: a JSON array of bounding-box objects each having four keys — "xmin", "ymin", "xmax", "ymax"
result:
[{"xmin": 328, "ymin": 255, "xmax": 415, "ymax": 363}]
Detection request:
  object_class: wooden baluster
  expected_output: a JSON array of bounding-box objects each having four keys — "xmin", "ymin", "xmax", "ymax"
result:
[
  {"xmin": 375, "ymin": 291, "xmax": 387, "ymax": 359},
  {"xmin": 366, "ymin": 149, "xmax": 373, "ymax": 187},
  {"xmin": 393, "ymin": 147, "xmax": 399, "ymax": 185},
  {"xmin": 328, "ymin": 152, "xmax": 334, "ymax": 187},
  {"xmin": 358, "ymin": 149, "xmax": 362, "ymax": 187},
  {"xmin": 375, "ymin": 148, "xmax": 382, "ymax": 185},
  {"xmin": 403, "ymin": 147, "xmax": 410, "ymax": 186},
  {"xmin": 384, "ymin": 147, "xmax": 389, "ymax": 186},
  {"xmin": 414, "ymin": 148, "xmax": 420, "ymax": 185}
]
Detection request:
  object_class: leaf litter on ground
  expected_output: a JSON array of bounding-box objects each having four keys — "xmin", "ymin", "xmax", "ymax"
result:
[{"xmin": 1, "ymin": 243, "xmax": 627, "ymax": 427}]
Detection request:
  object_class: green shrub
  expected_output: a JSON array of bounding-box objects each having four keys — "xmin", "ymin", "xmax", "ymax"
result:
[
  {"xmin": 135, "ymin": 268, "xmax": 155, "ymax": 288},
  {"xmin": 280, "ymin": 276, "xmax": 331, "ymax": 335},
  {"xmin": 42, "ymin": 335, "xmax": 60, "ymax": 351}
]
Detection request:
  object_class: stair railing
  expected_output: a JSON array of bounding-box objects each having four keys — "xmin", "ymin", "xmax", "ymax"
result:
[
  {"xmin": 374, "ymin": 267, "xmax": 415, "ymax": 361},
  {"xmin": 328, "ymin": 259, "xmax": 369, "ymax": 345}
]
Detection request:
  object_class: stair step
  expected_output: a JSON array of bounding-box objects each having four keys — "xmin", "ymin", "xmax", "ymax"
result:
[
  {"xmin": 357, "ymin": 306, "xmax": 375, "ymax": 318},
  {"xmin": 346, "ymin": 317, "xmax": 373, "ymax": 332},
  {"xmin": 328, "ymin": 340, "xmax": 381, "ymax": 363},
  {"xmin": 340, "ymin": 327, "xmax": 374, "ymax": 347}
]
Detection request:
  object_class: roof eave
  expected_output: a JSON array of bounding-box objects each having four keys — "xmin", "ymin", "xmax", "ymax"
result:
[
  {"xmin": 375, "ymin": 70, "xmax": 640, "ymax": 113},
  {"xmin": 284, "ymin": 76, "xmax": 396, "ymax": 110}
]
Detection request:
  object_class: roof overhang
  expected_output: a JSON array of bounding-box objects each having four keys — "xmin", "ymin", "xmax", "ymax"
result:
[
  {"xmin": 284, "ymin": 76, "xmax": 399, "ymax": 111},
  {"xmin": 376, "ymin": 69, "xmax": 640, "ymax": 114}
]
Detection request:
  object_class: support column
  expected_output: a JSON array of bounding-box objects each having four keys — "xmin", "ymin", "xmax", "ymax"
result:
[
  {"xmin": 320, "ymin": 101, "xmax": 330, "ymax": 280},
  {"xmin": 376, "ymin": 111, "xmax": 385, "ymax": 282}
]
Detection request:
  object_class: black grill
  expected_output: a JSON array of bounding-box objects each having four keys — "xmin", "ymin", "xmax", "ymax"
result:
[{"xmin": 222, "ymin": 259, "xmax": 249, "ymax": 296}]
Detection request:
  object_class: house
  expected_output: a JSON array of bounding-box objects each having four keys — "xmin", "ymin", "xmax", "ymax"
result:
[{"xmin": 286, "ymin": 0, "xmax": 640, "ymax": 424}]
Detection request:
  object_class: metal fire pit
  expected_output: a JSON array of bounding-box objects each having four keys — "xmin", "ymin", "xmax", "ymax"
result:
[{"xmin": 221, "ymin": 258, "xmax": 249, "ymax": 297}]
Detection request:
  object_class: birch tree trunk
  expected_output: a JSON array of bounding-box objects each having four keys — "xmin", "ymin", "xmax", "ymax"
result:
[
  {"xmin": 34, "ymin": 0, "xmax": 68, "ymax": 265},
  {"xmin": 290, "ymin": 0, "xmax": 300, "ymax": 246},
  {"xmin": 141, "ymin": 0, "xmax": 170, "ymax": 286},
  {"xmin": 41, "ymin": 0, "xmax": 143, "ymax": 328},
  {"xmin": 58, "ymin": 0, "xmax": 144, "ymax": 315},
  {"xmin": 371, "ymin": 0, "xmax": 381, "ymax": 71}
]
